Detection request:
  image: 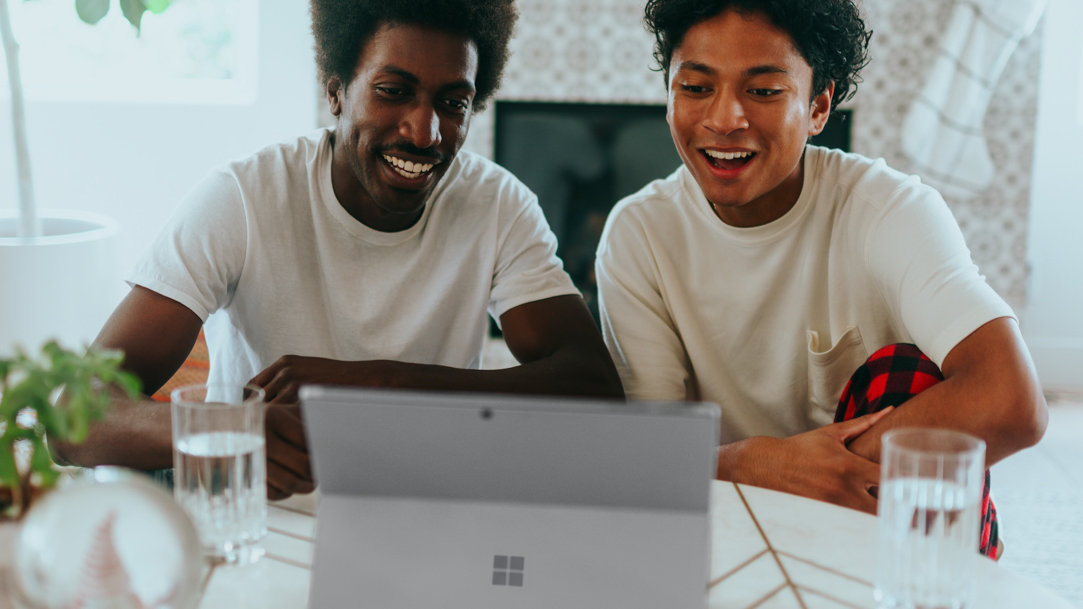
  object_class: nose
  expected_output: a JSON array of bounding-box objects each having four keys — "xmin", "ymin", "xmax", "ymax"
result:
[
  {"xmin": 399, "ymin": 102, "xmax": 442, "ymax": 149},
  {"xmin": 703, "ymin": 90, "xmax": 749, "ymax": 135}
]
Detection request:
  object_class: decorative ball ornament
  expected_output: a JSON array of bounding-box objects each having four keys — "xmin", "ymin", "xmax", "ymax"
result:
[{"xmin": 9, "ymin": 467, "xmax": 203, "ymax": 609}]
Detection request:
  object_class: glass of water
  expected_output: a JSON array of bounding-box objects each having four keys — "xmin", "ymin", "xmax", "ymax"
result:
[
  {"xmin": 171, "ymin": 383, "xmax": 267, "ymax": 565},
  {"xmin": 875, "ymin": 428, "xmax": 986, "ymax": 609}
]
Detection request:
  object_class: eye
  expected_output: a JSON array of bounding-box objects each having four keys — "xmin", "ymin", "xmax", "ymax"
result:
[
  {"xmin": 678, "ymin": 83, "xmax": 710, "ymax": 95},
  {"xmin": 375, "ymin": 85, "xmax": 408, "ymax": 98},
  {"xmin": 748, "ymin": 88, "xmax": 782, "ymax": 97},
  {"xmin": 441, "ymin": 97, "xmax": 471, "ymax": 113}
]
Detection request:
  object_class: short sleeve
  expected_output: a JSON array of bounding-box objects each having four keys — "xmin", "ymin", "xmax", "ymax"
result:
[
  {"xmin": 864, "ymin": 183, "xmax": 1014, "ymax": 366},
  {"xmin": 595, "ymin": 204, "xmax": 692, "ymax": 402},
  {"xmin": 487, "ymin": 188, "xmax": 579, "ymax": 322},
  {"xmin": 126, "ymin": 169, "xmax": 249, "ymax": 321}
]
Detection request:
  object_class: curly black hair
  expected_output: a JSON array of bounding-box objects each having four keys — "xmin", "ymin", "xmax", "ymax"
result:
[
  {"xmin": 310, "ymin": 0, "xmax": 518, "ymax": 111},
  {"xmin": 644, "ymin": 0, "xmax": 871, "ymax": 110}
]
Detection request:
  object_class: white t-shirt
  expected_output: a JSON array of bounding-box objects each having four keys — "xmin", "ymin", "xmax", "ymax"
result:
[
  {"xmin": 595, "ymin": 145, "xmax": 1013, "ymax": 442},
  {"xmin": 129, "ymin": 128, "xmax": 578, "ymax": 386}
]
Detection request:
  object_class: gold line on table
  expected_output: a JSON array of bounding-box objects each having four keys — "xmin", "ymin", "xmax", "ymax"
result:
[
  {"xmin": 708, "ymin": 548, "xmax": 770, "ymax": 588},
  {"xmin": 270, "ymin": 504, "xmax": 318, "ymax": 517},
  {"xmin": 266, "ymin": 551, "xmax": 312, "ymax": 570},
  {"xmin": 747, "ymin": 582, "xmax": 789, "ymax": 609},
  {"xmin": 268, "ymin": 525, "xmax": 315, "ymax": 542},
  {"xmin": 777, "ymin": 550, "xmax": 874, "ymax": 587},
  {"xmin": 735, "ymin": 484, "xmax": 809, "ymax": 609}
]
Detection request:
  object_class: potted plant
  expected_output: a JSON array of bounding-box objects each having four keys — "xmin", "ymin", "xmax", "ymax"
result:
[
  {"xmin": 0, "ymin": 340, "xmax": 141, "ymax": 519},
  {"xmin": 0, "ymin": 0, "xmax": 171, "ymax": 354}
]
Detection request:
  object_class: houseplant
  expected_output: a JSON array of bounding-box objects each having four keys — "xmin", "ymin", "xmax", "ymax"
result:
[
  {"xmin": 0, "ymin": 340, "xmax": 141, "ymax": 519},
  {"xmin": 0, "ymin": 0, "xmax": 171, "ymax": 354}
]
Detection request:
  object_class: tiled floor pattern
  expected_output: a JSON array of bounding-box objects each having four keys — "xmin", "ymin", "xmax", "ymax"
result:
[{"xmin": 991, "ymin": 396, "xmax": 1083, "ymax": 609}]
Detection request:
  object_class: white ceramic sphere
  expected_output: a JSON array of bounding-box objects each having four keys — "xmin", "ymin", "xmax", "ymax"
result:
[{"xmin": 10, "ymin": 467, "xmax": 203, "ymax": 609}]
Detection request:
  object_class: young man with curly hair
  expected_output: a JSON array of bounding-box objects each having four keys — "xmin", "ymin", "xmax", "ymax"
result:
[
  {"xmin": 595, "ymin": 0, "xmax": 1046, "ymax": 556},
  {"xmin": 55, "ymin": 0, "xmax": 623, "ymax": 498}
]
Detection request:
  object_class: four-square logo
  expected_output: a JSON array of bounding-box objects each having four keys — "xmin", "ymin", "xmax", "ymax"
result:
[{"xmin": 492, "ymin": 555, "xmax": 525, "ymax": 587}]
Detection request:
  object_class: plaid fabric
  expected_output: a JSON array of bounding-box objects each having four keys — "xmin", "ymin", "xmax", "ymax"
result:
[{"xmin": 834, "ymin": 343, "xmax": 1000, "ymax": 560}]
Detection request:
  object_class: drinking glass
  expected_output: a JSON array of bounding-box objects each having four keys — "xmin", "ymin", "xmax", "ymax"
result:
[
  {"xmin": 171, "ymin": 383, "xmax": 267, "ymax": 565},
  {"xmin": 875, "ymin": 428, "xmax": 986, "ymax": 609}
]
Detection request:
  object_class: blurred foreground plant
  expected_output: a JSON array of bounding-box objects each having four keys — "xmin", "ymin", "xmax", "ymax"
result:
[{"xmin": 0, "ymin": 341, "xmax": 141, "ymax": 518}]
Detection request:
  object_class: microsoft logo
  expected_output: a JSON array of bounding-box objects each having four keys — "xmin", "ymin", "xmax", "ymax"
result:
[{"xmin": 492, "ymin": 555, "xmax": 525, "ymax": 587}]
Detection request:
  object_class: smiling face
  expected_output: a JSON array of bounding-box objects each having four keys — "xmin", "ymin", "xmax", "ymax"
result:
[
  {"xmin": 328, "ymin": 23, "xmax": 479, "ymax": 232},
  {"xmin": 666, "ymin": 9, "xmax": 833, "ymax": 227}
]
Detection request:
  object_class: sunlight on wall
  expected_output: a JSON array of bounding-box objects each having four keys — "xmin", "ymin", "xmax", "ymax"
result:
[{"xmin": 1, "ymin": 0, "xmax": 257, "ymax": 104}]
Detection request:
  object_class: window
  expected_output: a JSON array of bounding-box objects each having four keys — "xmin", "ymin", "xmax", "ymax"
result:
[{"xmin": 1, "ymin": 0, "xmax": 256, "ymax": 104}]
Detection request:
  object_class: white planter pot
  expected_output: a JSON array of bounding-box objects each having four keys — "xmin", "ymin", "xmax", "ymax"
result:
[{"xmin": 0, "ymin": 210, "xmax": 121, "ymax": 356}]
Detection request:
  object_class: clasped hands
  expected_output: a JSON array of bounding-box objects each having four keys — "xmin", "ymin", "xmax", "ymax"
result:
[{"xmin": 720, "ymin": 407, "xmax": 894, "ymax": 514}]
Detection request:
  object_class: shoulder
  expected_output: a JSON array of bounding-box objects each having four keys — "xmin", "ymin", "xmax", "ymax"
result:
[
  {"xmin": 226, "ymin": 129, "xmax": 329, "ymax": 180},
  {"xmin": 599, "ymin": 167, "xmax": 693, "ymax": 252},
  {"xmin": 605, "ymin": 166, "xmax": 689, "ymax": 229},
  {"xmin": 442, "ymin": 150, "xmax": 533, "ymax": 197},
  {"xmin": 430, "ymin": 151, "xmax": 540, "ymax": 224},
  {"xmin": 805, "ymin": 146, "xmax": 947, "ymax": 225},
  {"xmin": 808, "ymin": 146, "xmax": 935, "ymax": 203}
]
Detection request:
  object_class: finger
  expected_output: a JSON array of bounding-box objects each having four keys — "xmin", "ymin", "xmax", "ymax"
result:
[
  {"xmin": 266, "ymin": 460, "xmax": 312, "ymax": 499},
  {"xmin": 267, "ymin": 404, "xmax": 308, "ymax": 450},
  {"xmin": 268, "ymin": 447, "xmax": 313, "ymax": 483},
  {"xmin": 266, "ymin": 466, "xmax": 293, "ymax": 500},
  {"xmin": 248, "ymin": 363, "xmax": 278, "ymax": 393},
  {"xmin": 852, "ymin": 488, "xmax": 878, "ymax": 515},
  {"xmin": 263, "ymin": 373, "xmax": 299, "ymax": 404},
  {"xmin": 830, "ymin": 406, "xmax": 894, "ymax": 443}
]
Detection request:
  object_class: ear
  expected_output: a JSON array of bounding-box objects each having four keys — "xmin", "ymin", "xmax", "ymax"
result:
[
  {"xmin": 327, "ymin": 77, "xmax": 343, "ymax": 117},
  {"xmin": 808, "ymin": 81, "xmax": 834, "ymax": 137}
]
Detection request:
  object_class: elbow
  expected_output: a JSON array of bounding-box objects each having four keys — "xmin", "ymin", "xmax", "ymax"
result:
[
  {"xmin": 992, "ymin": 380, "xmax": 1048, "ymax": 455},
  {"xmin": 1016, "ymin": 388, "xmax": 1049, "ymax": 449}
]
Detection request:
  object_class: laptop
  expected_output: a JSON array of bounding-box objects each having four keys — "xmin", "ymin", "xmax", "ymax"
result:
[{"xmin": 300, "ymin": 386, "xmax": 719, "ymax": 609}]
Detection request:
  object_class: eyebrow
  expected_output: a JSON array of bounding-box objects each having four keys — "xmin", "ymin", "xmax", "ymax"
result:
[
  {"xmin": 673, "ymin": 60, "xmax": 790, "ymax": 79},
  {"xmin": 378, "ymin": 65, "xmax": 477, "ymax": 93}
]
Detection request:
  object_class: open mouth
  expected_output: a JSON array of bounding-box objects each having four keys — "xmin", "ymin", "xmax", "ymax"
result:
[
  {"xmin": 382, "ymin": 154, "xmax": 436, "ymax": 180},
  {"xmin": 704, "ymin": 150, "xmax": 755, "ymax": 171}
]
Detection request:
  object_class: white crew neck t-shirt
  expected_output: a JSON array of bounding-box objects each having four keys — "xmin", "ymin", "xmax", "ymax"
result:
[
  {"xmin": 596, "ymin": 145, "xmax": 1013, "ymax": 442},
  {"xmin": 130, "ymin": 128, "xmax": 578, "ymax": 386}
]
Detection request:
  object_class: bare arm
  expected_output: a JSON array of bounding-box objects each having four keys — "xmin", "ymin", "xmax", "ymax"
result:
[
  {"xmin": 51, "ymin": 286, "xmax": 315, "ymax": 499},
  {"xmin": 715, "ymin": 409, "xmax": 892, "ymax": 514},
  {"xmin": 714, "ymin": 317, "xmax": 1047, "ymax": 514},
  {"xmin": 845, "ymin": 317, "xmax": 1047, "ymax": 466},
  {"xmin": 49, "ymin": 286, "xmax": 202, "ymax": 469},
  {"xmin": 251, "ymin": 294, "xmax": 624, "ymax": 403}
]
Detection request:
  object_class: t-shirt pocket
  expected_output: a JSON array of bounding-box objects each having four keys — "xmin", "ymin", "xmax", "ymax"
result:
[{"xmin": 806, "ymin": 326, "xmax": 868, "ymax": 427}]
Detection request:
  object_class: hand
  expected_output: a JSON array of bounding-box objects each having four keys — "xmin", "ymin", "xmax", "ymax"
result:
[
  {"xmin": 265, "ymin": 403, "xmax": 315, "ymax": 500},
  {"xmin": 249, "ymin": 355, "xmax": 395, "ymax": 404},
  {"xmin": 717, "ymin": 407, "xmax": 893, "ymax": 514}
]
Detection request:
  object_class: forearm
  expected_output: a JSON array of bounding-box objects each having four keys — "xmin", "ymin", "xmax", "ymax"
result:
[
  {"xmin": 50, "ymin": 387, "xmax": 174, "ymax": 470},
  {"xmin": 713, "ymin": 409, "xmax": 890, "ymax": 514},
  {"xmin": 363, "ymin": 347, "xmax": 623, "ymax": 399},
  {"xmin": 846, "ymin": 375, "xmax": 1046, "ymax": 466}
]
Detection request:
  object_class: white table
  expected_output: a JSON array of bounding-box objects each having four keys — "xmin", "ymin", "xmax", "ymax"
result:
[{"xmin": 195, "ymin": 481, "xmax": 1075, "ymax": 609}]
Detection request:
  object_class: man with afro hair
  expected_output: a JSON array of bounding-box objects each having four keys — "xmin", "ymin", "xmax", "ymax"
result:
[{"xmin": 55, "ymin": 0, "xmax": 623, "ymax": 499}]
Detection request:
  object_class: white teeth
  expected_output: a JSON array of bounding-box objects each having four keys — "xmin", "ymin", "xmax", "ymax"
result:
[
  {"xmin": 382, "ymin": 154, "xmax": 435, "ymax": 179},
  {"xmin": 705, "ymin": 150, "xmax": 753, "ymax": 160}
]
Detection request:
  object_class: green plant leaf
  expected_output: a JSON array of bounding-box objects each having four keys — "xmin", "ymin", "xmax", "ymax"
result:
[
  {"xmin": 141, "ymin": 0, "xmax": 172, "ymax": 15},
  {"xmin": 0, "ymin": 446, "xmax": 18, "ymax": 487},
  {"xmin": 28, "ymin": 436, "xmax": 58, "ymax": 487},
  {"xmin": 75, "ymin": 0, "xmax": 111, "ymax": 25},
  {"xmin": 119, "ymin": 0, "xmax": 145, "ymax": 31}
]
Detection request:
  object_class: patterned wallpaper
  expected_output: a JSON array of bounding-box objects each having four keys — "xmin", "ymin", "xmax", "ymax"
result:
[{"xmin": 463, "ymin": 0, "xmax": 1044, "ymax": 311}]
